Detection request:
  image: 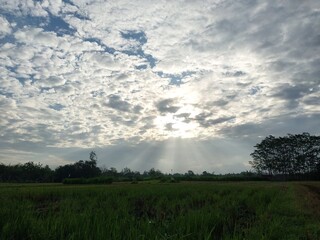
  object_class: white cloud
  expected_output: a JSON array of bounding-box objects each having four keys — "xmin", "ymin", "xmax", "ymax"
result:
[
  {"xmin": 0, "ymin": 16, "xmax": 12, "ymax": 38},
  {"xmin": 1, "ymin": 0, "xmax": 48, "ymax": 17},
  {"xmin": 14, "ymin": 27, "xmax": 59, "ymax": 47},
  {"xmin": 0, "ymin": 0, "xmax": 319, "ymax": 172},
  {"xmin": 37, "ymin": 76, "xmax": 66, "ymax": 88}
]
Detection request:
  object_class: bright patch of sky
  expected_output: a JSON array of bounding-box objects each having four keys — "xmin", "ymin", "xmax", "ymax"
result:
[{"xmin": 0, "ymin": 0, "xmax": 319, "ymax": 173}]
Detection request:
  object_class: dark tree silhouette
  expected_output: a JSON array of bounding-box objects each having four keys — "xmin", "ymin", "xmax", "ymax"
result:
[
  {"xmin": 250, "ymin": 133, "xmax": 320, "ymax": 175},
  {"xmin": 90, "ymin": 151, "xmax": 97, "ymax": 164},
  {"xmin": 186, "ymin": 170, "xmax": 195, "ymax": 176},
  {"xmin": 0, "ymin": 162, "xmax": 53, "ymax": 182},
  {"xmin": 147, "ymin": 168, "xmax": 163, "ymax": 178},
  {"xmin": 53, "ymin": 151, "xmax": 101, "ymax": 181}
]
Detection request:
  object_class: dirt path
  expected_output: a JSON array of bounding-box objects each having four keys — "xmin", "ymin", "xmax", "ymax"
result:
[{"xmin": 296, "ymin": 182, "xmax": 320, "ymax": 218}]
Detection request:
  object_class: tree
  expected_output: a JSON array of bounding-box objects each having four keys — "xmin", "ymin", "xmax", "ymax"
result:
[
  {"xmin": 201, "ymin": 171, "xmax": 213, "ymax": 176},
  {"xmin": 54, "ymin": 164, "xmax": 75, "ymax": 182},
  {"xmin": 121, "ymin": 167, "xmax": 133, "ymax": 178},
  {"xmin": 0, "ymin": 162, "xmax": 53, "ymax": 182},
  {"xmin": 89, "ymin": 151, "xmax": 97, "ymax": 166},
  {"xmin": 53, "ymin": 151, "xmax": 101, "ymax": 182},
  {"xmin": 186, "ymin": 170, "xmax": 195, "ymax": 176},
  {"xmin": 250, "ymin": 133, "xmax": 320, "ymax": 175},
  {"xmin": 148, "ymin": 168, "xmax": 163, "ymax": 178}
]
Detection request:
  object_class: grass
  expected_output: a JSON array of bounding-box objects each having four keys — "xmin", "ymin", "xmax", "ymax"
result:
[
  {"xmin": 62, "ymin": 177, "xmax": 113, "ymax": 184},
  {"xmin": 0, "ymin": 182, "xmax": 319, "ymax": 239}
]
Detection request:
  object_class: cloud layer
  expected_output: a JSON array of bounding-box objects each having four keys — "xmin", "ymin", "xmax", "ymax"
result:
[{"xmin": 0, "ymin": 0, "xmax": 319, "ymax": 172}]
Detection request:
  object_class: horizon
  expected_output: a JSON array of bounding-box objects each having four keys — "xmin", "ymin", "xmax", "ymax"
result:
[{"xmin": 0, "ymin": 1, "xmax": 319, "ymax": 174}]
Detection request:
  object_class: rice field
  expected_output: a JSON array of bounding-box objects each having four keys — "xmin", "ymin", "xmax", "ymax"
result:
[{"xmin": 0, "ymin": 182, "xmax": 319, "ymax": 240}]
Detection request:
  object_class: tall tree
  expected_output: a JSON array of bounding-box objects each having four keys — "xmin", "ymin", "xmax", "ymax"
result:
[
  {"xmin": 89, "ymin": 151, "xmax": 97, "ymax": 166},
  {"xmin": 250, "ymin": 133, "xmax": 320, "ymax": 175}
]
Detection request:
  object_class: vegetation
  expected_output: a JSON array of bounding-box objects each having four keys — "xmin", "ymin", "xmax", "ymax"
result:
[
  {"xmin": 2, "ymin": 132, "xmax": 320, "ymax": 183},
  {"xmin": 0, "ymin": 182, "xmax": 319, "ymax": 240},
  {"xmin": 1, "ymin": 133, "xmax": 319, "ymax": 239},
  {"xmin": 0, "ymin": 162, "xmax": 53, "ymax": 182},
  {"xmin": 0, "ymin": 151, "xmax": 265, "ymax": 183},
  {"xmin": 54, "ymin": 151, "xmax": 101, "ymax": 182},
  {"xmin": 250, "ymin": 133, "xmax": 320, "ymax": 176}
]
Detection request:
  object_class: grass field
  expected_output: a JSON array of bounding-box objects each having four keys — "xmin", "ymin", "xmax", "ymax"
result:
[{"xmin": 0, "ymin": 181, "xmax": 319, "ymax": 240}]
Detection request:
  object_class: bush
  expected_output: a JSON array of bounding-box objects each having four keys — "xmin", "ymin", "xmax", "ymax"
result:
[
  {"xmin": 159, "ymin": 177, "xmax": 180, "ymax": 183},
  {"xmin": 169, "ymin": 177, "xmax": 179, "ymax": 183},
  {"xmin": 131, "ymin": 180, "xmax": 139, "ymax": 184},
  {"xmin": 63, "ymin": 178, "xmax": 85, "ymax": 184}
]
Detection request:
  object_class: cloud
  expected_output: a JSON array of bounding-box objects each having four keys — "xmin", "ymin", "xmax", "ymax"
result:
[
  {"xmin": 156, "ymin": 98, "xmax": 180, "ymax": 114},
  {"xmin": 0, "ymin": 0, "xmax": 319, "ymax": 173},
  {"xmin": 303, "ymin": 96, "xmax": 320, "ymax": 106},
  {"xmin": 0, "ymin": 95, "xmax": 16, "ymax": 108},
  {"xmin": 199, "ymin": 116, "xmax": 236, "ymax": 128},
  {"xmin": 121, "ymin": 30, "xmax": 147, "ymax": 46},
  {"xmin": 219, "ymin": 113, "xmax": 320, "ymax": 139},
  {"xmin": 0, "ymin": 16, "xmax": 12, "ymax": 38},
  {"xmin": 105, "ymin": 94, "xmax": 132, "ymax": 112},
  {"xmin": 272, "ymin": 83, "xmax": 319, "ymax": 110},
  {"xmin": 14, "ymin": 27, "xmax": 60, "ymax": 47},
  {"xmin": 1, "ymin": 0, "xmax": 48, "ymax": 17},
  {"xmin": 37, "ymin": 76, "xmax": 66, "ymax": 88}
]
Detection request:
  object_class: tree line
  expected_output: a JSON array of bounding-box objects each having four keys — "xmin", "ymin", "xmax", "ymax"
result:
[
  {"xmin": 250, "ymin": 132, "xmax": 320, "ymax": 176},
  {"xmin": 1, "ymin": 133, "xmax": 319, "ymax": 183},
  {"xmin": 0, "ymin": 151, "xmax": 260, "ymax": 183}
]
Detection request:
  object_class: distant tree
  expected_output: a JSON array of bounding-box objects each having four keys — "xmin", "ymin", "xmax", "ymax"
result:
[
  {"xmin": 101, "ymin": 167, "xmax": 119, "ymax": 178},
  {"xmin": 202, "ymin": 171, "xmax": 210, "ymax": 176},
  {"xmin": 120, "ymin": 167, "xmax": 133, "ymax": 179},
  {"xmin": 109, "ymin": 167, "xmax": 118, "ymax": 176},
  {"xmin": 250, "ymin": 133, "xmax": 320, "ymax": 175},
  {"xmin": 186, "ymin": 170, "xmax": 195, "ymax": 176},
  {"xmin": 121, "ymin": 167, "xmax": 131, "ymax": 175},
  {"xmin": 132, "ymin": 171, "xmax": 141, "ymax": 178},
  {"xmin": 90, "ymin": 151, "xmax": 97, "ymax": 163},
  {"xmin": 0, "ymin": 162, "xmax": 53, "ymax": 182},
  {"xmin": 54, "ymin": 164, "xmax": 76, "ymax": 182},
  {"xmin": 53, "ymin": 151, "xmax": 101, "ymax": 182},
  {"xmin": 148, "ymin": 168, "xmax": 163, "ymax": 178}
]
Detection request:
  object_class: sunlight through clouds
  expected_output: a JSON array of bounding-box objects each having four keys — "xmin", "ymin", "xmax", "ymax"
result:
[{"xmin": 0, "ymin": 0, "xmax": 319, "ymax": 173}]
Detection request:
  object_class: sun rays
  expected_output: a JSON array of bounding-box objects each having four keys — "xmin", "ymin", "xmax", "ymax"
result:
[{"xmin": 154, "ymin": 113, "xmax": 199, "ymax": 139}]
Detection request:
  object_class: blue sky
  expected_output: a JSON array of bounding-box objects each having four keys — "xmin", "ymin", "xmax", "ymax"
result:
[{"xmin": 0, "ymin": 0, "xmax": 319, "ymax": 173}]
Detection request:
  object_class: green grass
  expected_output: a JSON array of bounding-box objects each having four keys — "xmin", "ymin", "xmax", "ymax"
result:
[
  {"xmin": 0, "ymin": 182, "xmax": 319, "ymax": 240},
  {"xmin": 62, "ymin": 177, "xmax": 113, "ymax": 184}
]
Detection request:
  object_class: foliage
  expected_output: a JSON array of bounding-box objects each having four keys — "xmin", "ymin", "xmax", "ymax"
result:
[
  {"xmin": 0, "ymin": 161, "xmax": 279, "ymax": 183},
  {"xmin": 54, "ymin": 160, "xmax": 101, "ymax": 182},
  {"xmin": 0, "ymin": 162, "xmax": 53, "ymax": 182},
  {"xmin": 250, "ymin": 133, "xmax": 320, "ymax": 175},
  {"xmin": 172, "ymin": 173, "xmax": 267, "ymax": 182},
  {"xmin": 54, "ymin": 152, "xmax": 101, "ymax": 182},
  {"xmin": 89, "ymin": 151, "xmax": 97, "ymax": 163},
  {"xmin": 159, "ymin": 177, "xmax": 180, "ymax": 183}
]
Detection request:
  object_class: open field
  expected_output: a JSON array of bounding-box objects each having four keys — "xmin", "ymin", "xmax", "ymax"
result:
[{"xmin": 0, "ymin": 182, "xmax": 319, "ymax": 240}]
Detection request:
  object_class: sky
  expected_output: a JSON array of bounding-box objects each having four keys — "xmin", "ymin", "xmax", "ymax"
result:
[{"xmin": 0, "ymin": 0, "xmax": 319, "ymax": 174}]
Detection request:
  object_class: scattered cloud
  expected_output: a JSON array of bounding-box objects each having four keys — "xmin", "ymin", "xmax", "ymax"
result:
[
  {"xmin": 156, "ymin": 98, "xmax": 180, "ymax": 114},
  {"xmin": 106, "ymin": 94, "xmax": 132, "ymax": 112},
  {"xmin": 0, "ymin": 0, "xmax": 319, "ymax": 173}
]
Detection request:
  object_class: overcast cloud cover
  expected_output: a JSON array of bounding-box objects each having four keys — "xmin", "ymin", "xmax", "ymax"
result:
[{"xmin": 0, "ymin": 0, "xmax": 319, "ymax": 173}]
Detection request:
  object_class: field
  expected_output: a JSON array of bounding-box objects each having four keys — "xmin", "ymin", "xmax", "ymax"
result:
[{"xmin": 0, "ymin": 182, "xmax": 319, "ymax": 240}]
